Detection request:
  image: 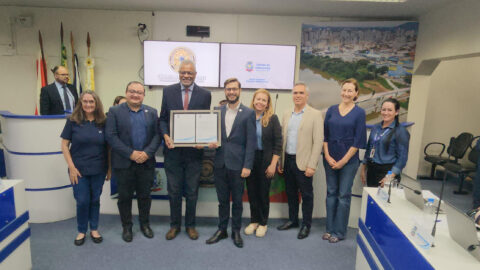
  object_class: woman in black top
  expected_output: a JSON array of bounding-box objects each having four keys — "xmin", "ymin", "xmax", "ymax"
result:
[
  {"xmin": 244, "ymin": 89, "xmax": 282, "ymax": 237},
  {"xmin": 61, "ymin": 90, "xmax": 110, "ymax": 246}
]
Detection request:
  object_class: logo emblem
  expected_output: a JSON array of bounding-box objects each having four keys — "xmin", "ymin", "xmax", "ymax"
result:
[
  {"xmin": 169, "ymin": 47, "xmax": 196, "ymax": 72},
  {"xmin": 245, "ymin": 61, "xmax": 254, "ymax": 72}
]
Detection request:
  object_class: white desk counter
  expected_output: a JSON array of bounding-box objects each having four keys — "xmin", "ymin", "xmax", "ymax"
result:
[
  {"xmin": 356, "ymin": 187, "xmax": 480, "ymax": 269},
  {"xmin": 0, "ymin": 179, "xmax": 31, "ymax": 270}
]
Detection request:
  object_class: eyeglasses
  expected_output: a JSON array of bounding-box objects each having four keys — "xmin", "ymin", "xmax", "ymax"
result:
[
  {"xmin": 127, "ymin": 89, "xmax": 145, "ymax": 95},
  {"xmin": 225, "ymin": 88, "xmax": 239, "ymax": 92},
  {"xmin": 179, "ymin": 71, "xmax": 195, "ymax": 76},
  {"xmin": 57, "ymin": 73, "xmax": 69, "ymax": 76}
]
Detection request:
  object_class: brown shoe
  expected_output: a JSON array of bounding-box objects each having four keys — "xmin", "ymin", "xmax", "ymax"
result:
[
  {"xmin": 165, "ymin": 227, "xmax": 180, "ymax": 240},
  {"xmin": 186, "ymin": 227, "xmax": 199, "ymax": 240}
]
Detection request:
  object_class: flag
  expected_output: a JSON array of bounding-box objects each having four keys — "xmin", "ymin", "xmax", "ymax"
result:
[
  {"xmin": 35, "ymin": 51, "xmax": 48, "ymax": 115},
  {"xmin": 73, "ymin": 54, "xmax": 82, "ymax": 94},
  {"xmin": 85, "ymin": 32, "xmax": 95, "ymax": 91},
  {"xmin": 60, "ymin": 23, "xmax": 71, "ymax": 83}
]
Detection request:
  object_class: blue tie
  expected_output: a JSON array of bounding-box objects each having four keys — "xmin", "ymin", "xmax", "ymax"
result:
[{"xmin": 62, "ymin": 85, "xmax": 71, "ymax": 111}]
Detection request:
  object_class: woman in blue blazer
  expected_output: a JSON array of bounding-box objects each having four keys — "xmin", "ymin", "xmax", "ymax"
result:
[
  {"xmin": 244, "ymin": 89, "xmax": 282, "ymax": 237},
  {"xmin": 61, "ymin": 90, "xmax": 110, "ymax": 246}
]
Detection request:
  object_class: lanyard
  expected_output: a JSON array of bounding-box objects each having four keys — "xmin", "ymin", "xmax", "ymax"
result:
[{"xmin": 373, "ymin": 128, "xmax": 390, "ymax": 144}]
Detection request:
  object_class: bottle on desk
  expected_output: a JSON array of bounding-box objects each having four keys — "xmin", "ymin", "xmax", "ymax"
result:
[{"xmin": 424, "ymin": 198, "xmax": 436, "ymax": 215}]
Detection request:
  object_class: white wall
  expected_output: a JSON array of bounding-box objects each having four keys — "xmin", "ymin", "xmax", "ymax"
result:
[
  {"xmin": 0, "ymin": 7, "xmax": 156, "ymax": 114},
  {"xmin": 1, "ymin": 7, "xmax": 346, "ymax": 219},
  {"xmin": 405, "ymin": 0, "xmax": 480, "ymax": 177}
]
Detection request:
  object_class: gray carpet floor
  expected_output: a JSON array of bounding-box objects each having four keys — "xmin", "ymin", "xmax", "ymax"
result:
[{"xmin": 30, "ymin": 216, "xmax": 358, "ymax": 270}]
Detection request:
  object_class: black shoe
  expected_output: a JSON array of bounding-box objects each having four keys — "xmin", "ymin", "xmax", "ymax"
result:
[
  {"xmin": 90, "ymin": 232, "xmax": 103, "ymax": 244},
  {"xmin": 277, "ymin": 221, "xmax": 299, "ymax": 231},
  {"xmin": 141, "ymin": 225, "xmax": 154, "ymax": 239},
  {"xmin": 74, "ymin": 235, "xmax": 85, "ymax": 246},
  {"xmin": 205, "ymin": 230, "xmax": 228, "ymax": 245},
  {"xmin": 122, "ymin": 227, "xmax": 133, "ymax": 242},
  {"xmin": 232, "ymin": 231, "xmax": 243, "ymax": 248},
  {"xmin": 297, "ymin": 226, "xmax": 310, "ymax": 239}
]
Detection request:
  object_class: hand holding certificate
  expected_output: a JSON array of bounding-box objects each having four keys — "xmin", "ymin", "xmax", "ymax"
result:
[{"xmin": 170, "ymin": 110, "xmax": 221, "ymax": 147}]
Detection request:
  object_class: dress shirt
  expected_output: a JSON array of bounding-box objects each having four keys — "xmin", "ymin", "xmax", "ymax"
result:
[
  {"xmin": 286, "ymin": 108, "xmax": 305, "ymax": 155},
  {"xmin": 256, "ymin": 114, "xmax": 263, "ymax": 150},
  {"xmin": 363, "ymin": 120, "xmax": 410, "ymax": 175},
  {"xmin": 225, "ymin": 103, "xmax": 241, "ymax": 137},
  {"xmin": 129, "ymin": 105, "xmax": 147, "ymax": 151},
  {"xmin": 55, "ymin": 81, "xmax": 75, "ymax": 111},
  {"xmin": 181, "ymin": 83, "xmax": 194, "ymax": 107}
]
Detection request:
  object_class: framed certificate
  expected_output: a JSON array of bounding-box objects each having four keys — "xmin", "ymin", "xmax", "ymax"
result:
[{"xmin": 169, "ymin": 110, "xmax": 221, "ymax": 147}]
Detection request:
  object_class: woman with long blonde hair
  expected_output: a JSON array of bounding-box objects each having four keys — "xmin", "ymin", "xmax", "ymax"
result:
[{"xmin": 244, "ymin": 89, "xmax": 282, "ymax": 237}]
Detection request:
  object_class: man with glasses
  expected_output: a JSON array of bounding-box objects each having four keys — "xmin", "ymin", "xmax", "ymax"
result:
[
  {"xmin": 40, "ymin": 65, "xmax": 78, "ymax": 115},
  {"xmin": 159, "ymin": 60, "xmax": 211, "ymax": 241},
  {"xmin": 205, "ymin": 78, "xmax": 256, "ymax": 248},
  {"xmin": 106, "ymin": 81, "xmax": 160, "ymax": 242}
]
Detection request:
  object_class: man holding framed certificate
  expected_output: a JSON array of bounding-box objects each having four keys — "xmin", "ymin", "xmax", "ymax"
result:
[{"xmin": 159, "ymin": 60, "xmax": 212, "ymax": 240}]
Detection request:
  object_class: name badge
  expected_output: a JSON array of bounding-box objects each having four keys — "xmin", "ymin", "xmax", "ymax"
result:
[{"xmin": 369, "ymin": 147, "xmax": 375, "ymax": 158}]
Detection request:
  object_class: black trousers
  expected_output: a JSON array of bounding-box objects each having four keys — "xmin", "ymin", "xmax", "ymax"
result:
[
  {"xmin": 214, "ymin": 166, "xmax": 244, "ymax": 232},
  {"xmin": 246, "ymin": 150, "xmax": 272, "ymax": 226},
  {"xmin": 284, "ymin": 154, "xmax": 313, "ymax": 228},
  {"xmin": 114, "ymin": 163, "xmax": 154, "ymax": 228},
  {"xmin": 366, "ymin": 161, "xmax": 395, "ymax": 187},
  {"xmin": 164, "ymin": 147, "xmax": 202, "ymax": 228}
]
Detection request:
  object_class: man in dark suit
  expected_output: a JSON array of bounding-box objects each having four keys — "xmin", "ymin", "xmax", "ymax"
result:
[
  {"xmin": 40, "ymin": 66, "xmax": 78, "ymax": 115},
  {"xmin": 206, "ymin": 78, "xmax": 256, "ymax": 248},
  {"xmin": 159, "ymin": 60, "xmax": 211, "ymax": 240},
  {"xmin": 106, "ymin": 81, "xmax": 160, "ymax": 242}
]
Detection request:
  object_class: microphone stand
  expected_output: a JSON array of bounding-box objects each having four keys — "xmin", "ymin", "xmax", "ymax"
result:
[
  {"xmin": 387, "ymin": 178, "xmax": 397, "ymax": 204},
  {"xmin": 431, "ymin": 137, "xmax": 454, "ymax": 248}
]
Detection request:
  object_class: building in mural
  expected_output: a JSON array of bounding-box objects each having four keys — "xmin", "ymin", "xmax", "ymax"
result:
[{"xmin": 300, "ymin": 21, "xmax": 418, "ymax": 123}]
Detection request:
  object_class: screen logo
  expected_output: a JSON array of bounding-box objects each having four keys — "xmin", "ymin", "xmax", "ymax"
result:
[
  {"xmin": 245, "ymin": 61, "xmax": 254, "ymax": 72},
  {"xmin": 169, "ymin": 47, "xmax": 196, "ymax": 72}
]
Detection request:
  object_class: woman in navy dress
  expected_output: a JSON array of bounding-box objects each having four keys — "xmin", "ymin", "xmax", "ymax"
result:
[
  {"xmin": 61, "ymin": 90, "xmax": 110, "ymax": 246},
  {"xmin": 360, "ymin": 98, "xmax": 410, "ymax": 187},
  {"xmin": 323, "ymin": 78, "xmax": 366, "ymax": 243}
]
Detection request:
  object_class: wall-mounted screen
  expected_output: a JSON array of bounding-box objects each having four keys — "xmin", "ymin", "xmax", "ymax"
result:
[
  {"xmin": 144, "ymin": 41, "xmax": 220, "ymax": 87},
  {"xmin": 220, "ymin": 43, "xmax": 296, "ymax": 90}
]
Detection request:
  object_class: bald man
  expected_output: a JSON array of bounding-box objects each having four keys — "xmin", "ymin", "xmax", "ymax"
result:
[{"xmin": 40, "ymin": 66, "xmax": 78, "ymax": 115}]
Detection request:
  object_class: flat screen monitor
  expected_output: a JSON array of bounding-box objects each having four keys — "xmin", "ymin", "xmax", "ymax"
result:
[
  {"xmin": 144, "ymin": 41, "xmax": 220, "ymax": 87},
  {"xmin": 220, "ymin": 43, "xmax": 296, "ymax": 90}
]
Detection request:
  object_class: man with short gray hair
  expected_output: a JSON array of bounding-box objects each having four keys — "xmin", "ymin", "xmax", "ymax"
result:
[{"xmin": 159, "ymin": 60, "xmax": 212, "ymax": 241}]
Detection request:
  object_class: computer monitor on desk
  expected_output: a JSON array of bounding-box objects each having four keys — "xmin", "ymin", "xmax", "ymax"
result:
[
  {"xmin": 400, "ymin": 174, "xmax": 425, "ymax": 210},
  {"xmin": 444, "ymin": 202, "xmax": 480, "ymax": 262}
]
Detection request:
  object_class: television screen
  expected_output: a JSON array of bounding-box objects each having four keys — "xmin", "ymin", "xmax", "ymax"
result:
[
  {"xmin": 144, "ymin": 41, "xmax": 220, "ymax": 87},
  {"xmin": 220, "ymin": 43, "xmax": 296, "ymax": 90}
]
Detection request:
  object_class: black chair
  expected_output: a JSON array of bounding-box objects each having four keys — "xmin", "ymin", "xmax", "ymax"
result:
[
  {"xmin": 443, "ymin": 136, "xmax": 479, "ymax": 194},
  {"xmin": 421, "ymin": 132, "xmax": 473, "ymax": 180}
]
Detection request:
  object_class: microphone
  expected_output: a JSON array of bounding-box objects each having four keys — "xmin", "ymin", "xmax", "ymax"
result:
[
  {"xmin": 274, "ymin": 93, "xmax": 279, "ymax": 114},
  {"xmin": 431, "ymin": 137, "xmax": 454, "ymax": 247},
  {"xmin": 397, "ymin": 181, "xmax": 422, "ymax": 195}
]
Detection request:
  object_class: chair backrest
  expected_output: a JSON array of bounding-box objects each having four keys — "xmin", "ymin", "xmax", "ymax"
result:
[{"xmin": 447, "ymin": 132, "xmax": 473, "ymax": 159}]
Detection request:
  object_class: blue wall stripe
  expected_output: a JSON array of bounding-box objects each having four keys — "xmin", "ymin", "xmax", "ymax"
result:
[
  {"xmin": 0, "ymin": 211, "xmax": 29, "ymax": 243},
  {"xmin": 0, "ymin": 110, "xmax": 68, "ymax": 119},
  {"xmin": 357, "ymin": 234, "xmax": 379, "ymax": 270},
  {"xmin": 25, "ymin": 185, "xmax": 71, "ymax": 192},
  {"xmin": 0, "ymin": 228, "xmax": 31, "ymax": 263},
  {"xmin": 358, "ymin": 218, "xmax": 394, "ymax": 270},
  {"xmin": 2, "ymin": 145, "xmax": 63, "ymax": 156}
]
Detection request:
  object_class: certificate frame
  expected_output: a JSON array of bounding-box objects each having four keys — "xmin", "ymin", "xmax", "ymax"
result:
[{"xmin": 169, "ymin": 110, "xmax": 221, "ymax": 147}]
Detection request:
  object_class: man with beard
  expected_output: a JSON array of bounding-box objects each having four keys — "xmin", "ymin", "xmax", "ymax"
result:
[{"xmin": 205, "ymin": 78, "xmax": 256, "ymax": 248}]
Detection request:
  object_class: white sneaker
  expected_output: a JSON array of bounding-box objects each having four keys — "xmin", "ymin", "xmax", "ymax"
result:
[
  {"xmin": 244, "ymin": 223, "xmax": 259, "ymax": 235},
  {"xmin": 256, "ymin": 225, "xmax": 267, "ymax": 237}
]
